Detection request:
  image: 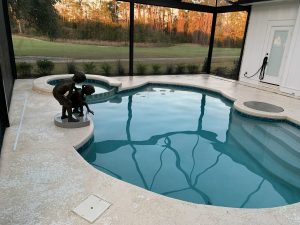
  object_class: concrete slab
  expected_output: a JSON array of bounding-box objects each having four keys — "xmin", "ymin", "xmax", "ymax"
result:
[
  {"xmin": 1, "ymin": 75, "xmax": 300, "ymax": 225},
  {"xmin": 72, "ymin": 195, "xmax": 111, "ymax": 223}
]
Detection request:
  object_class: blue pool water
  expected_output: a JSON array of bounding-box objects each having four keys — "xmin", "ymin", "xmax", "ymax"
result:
[{"xmin": 79, "ymin": 85, "xmax": 300, "ymax": 208}]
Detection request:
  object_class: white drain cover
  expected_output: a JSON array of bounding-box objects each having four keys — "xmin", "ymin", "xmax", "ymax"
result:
[{"xmin": 73, "ymin": 195, "xmax": 111, "ymax": 223}]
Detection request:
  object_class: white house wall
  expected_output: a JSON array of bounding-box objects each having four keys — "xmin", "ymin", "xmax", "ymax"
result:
[
  {"xmin": 280, "ymin": 3, "xmax": 300, "ymax": 96},
  {"xmin": 239, "ymin": 1, "xmax": 300, "ymax": 95}
]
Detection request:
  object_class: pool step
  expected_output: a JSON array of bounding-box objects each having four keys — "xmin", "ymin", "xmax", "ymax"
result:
[
  {"xmin": 256, "ymin": 125, "xmax": 300, "ymax": 158},
  {"xmin": 230, "ymin": 130, "xmax": 300, "ymax": 189},
  {"xmin": 279, "ymin": 124, "xmax": 300, "ymax": 145},
  {"xmin": 241, "ymin": 125, "xmax": 300, "ymax": 172},
  {"xmin": 228, "ymin": 124, "xmax": 300, "ymax": 188}
]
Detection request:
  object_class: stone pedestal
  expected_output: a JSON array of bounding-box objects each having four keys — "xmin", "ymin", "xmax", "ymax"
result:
[{"xmin": 54, "ymin": 113, "xmax": 91, "ymax": 128}]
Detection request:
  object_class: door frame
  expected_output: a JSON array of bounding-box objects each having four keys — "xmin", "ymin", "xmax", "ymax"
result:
[{"xmin": 261, "ymin": 20, "xmax": 294, "ymax": 85}]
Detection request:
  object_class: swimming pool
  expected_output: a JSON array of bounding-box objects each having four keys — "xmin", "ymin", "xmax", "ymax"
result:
[{"xmin": 79, "ymin": 84, "xmax": 300, "ymax": 208}]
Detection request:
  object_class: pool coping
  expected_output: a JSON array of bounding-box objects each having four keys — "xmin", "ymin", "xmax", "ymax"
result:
[{"xmin": 1, "ymin": 75, "xmax": 300, "ymax": 225}]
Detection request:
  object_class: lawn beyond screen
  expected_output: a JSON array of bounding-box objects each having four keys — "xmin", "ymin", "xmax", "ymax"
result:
[{"xmin": 9, "ymin": 1, "xmax": 248, "ymax": 79}]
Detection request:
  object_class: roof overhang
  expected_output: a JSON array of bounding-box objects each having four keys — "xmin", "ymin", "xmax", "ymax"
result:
[
  {"xmin": 124, "ymin": 0, "xmax": 252, "ymax": 13},
  {"xmin": 234, "ymin": 0, "xmax": 290, "ymax": 6}
]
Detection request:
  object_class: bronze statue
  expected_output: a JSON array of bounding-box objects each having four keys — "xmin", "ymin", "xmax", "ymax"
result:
[
  {"xmin": 53, "ymin": 72, "xmax": 86, "ymax": 122},
  {"xmin": 69, "ymin": 84, "xmax": 95, "ymax": 117}
]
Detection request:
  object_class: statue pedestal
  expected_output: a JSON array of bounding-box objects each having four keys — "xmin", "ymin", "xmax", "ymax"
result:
[{"xmin": 54, "ymin": 113, "xmax": 91, "ymax": 128}]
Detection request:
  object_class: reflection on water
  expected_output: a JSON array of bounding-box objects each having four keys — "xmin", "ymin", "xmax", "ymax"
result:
[{"xmin": 80, "ymin": 86, "xmax": 300, "ymax": 208}]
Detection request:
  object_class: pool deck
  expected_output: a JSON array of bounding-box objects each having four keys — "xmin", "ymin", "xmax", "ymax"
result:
[{"xmin": 1, "ymin": 74, "xmax": 300, "ymax": 225}]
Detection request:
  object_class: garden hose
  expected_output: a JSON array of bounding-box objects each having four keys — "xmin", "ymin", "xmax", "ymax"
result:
[{"xmin": 244, "ymin": 54, "xmax": 268, "ymax": 80}]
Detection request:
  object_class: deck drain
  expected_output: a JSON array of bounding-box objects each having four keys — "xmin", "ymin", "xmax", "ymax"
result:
[
  {"xmin": 72, "ymin": 195, "xmax": 111, "ymax": 223},
  {"xmin": 243, "ymin": 101, "xmax": 284, "ymax": 113}
]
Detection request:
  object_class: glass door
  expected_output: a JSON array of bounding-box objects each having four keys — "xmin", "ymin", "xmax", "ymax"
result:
[{"xmin": 262, "ymin": 25, "xmax": 293, "ymax": 85}]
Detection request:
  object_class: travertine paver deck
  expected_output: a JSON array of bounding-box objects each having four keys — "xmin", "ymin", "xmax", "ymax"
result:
[{"xmin": 1, "ymin": 75, "xmax": 300, "ymax": 225}]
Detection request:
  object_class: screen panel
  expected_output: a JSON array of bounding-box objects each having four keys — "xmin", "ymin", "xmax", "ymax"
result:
[
  {"xmin": 9, "ymin": 1, "xmax": 130, "ymax": 77},
  {"xmin": 210, "ymin": 11, "xmax": 248, "ymax": 79},
  {"xmin": 134, "ymin": 4, "xmax": 212, "ymax": 75}
]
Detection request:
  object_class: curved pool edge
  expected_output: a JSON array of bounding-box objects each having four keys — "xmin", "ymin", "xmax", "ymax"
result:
[
  {"xmin": 73, "ymin": 120, "xmax": 95, "ymax": 150},
  {"xmin": 75, "ymin": 133, "xmax": 300, "ymax": 211},
  {"xmin": 72, "ymin": 123, "xmax": 298, "ymax": 210}
]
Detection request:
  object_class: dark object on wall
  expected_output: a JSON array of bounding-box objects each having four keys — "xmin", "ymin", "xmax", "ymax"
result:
[
  {"xmin": 243, "ymin": 53, "xmax": 268, "ymax": 79},
  {"xmin": 259, "ymin": 54, "xmax": 269, "ymax": 80}
]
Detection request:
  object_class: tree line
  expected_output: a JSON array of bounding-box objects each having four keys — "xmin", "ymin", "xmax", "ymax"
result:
[
  {"xmin": 8, "ymin": 0, "xmax": 247, "ymax": 47},
  {"xmin": 8, "ymin": 0, "xmax": 60, "ymax": 40}
]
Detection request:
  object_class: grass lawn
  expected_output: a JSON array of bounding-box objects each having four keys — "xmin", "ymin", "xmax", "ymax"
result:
[
  {"xmin": 13, "ymin": 35, "xmax": 241, "ymax": 60},
  {"xmin": 13, "ymin": 35, "xmax": 240, "ymax": 79}
]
